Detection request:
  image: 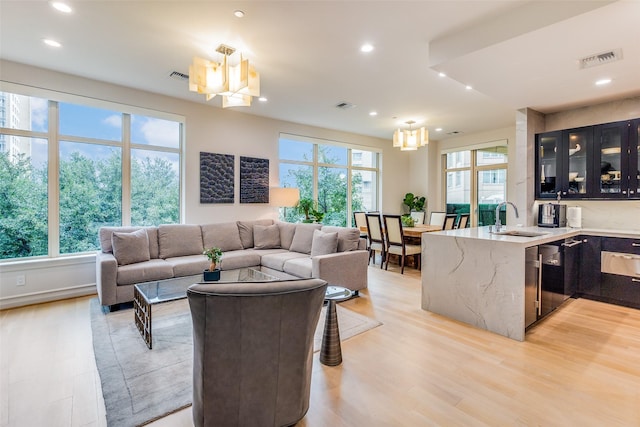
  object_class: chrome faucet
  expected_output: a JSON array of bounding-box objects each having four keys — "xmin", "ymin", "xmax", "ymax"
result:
[{"xmin": 495, "ymin": 202, "xmax": 519, "ymax": 232}]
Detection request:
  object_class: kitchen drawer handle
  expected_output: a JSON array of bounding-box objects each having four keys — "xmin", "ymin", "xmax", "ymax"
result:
[
  {"xmin": 562, "ymin": 240, "xmax": 583, "ymax": 247},
  {"xmin": 632, "ymin": 278, "xmax": 640, "ymax": 283},
  {"xmin": 632, "ymin": 243, "xmax": 640, "ymax": 247}
]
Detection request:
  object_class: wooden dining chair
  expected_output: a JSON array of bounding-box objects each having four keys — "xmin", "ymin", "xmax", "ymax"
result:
[
  {"xmin": 383, "ymin": 215, "xmax": 421, "ymax": 274},
  {"xmin": 365, "ymin": 213, "xmax": 385, "ymax": 268},
  {"xmin": 428, "ymin": 211, "xmax": 446, "ymax": 229},
  {"xmin": 409, "ymin": 211, "xmax": 425, "ymax": 225},
  {"xmin": 353, "ymin": 211, "xmax": 368, "ymax": 238},
  {"xmin": 457, "ymin": 213, "xmax": 470, "ymax": 229},
  {"xmin": 443, "ymin": 214, "xmax": 458, "ymax": 230}
]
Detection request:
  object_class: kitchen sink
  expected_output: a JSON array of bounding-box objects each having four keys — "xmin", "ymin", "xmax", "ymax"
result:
[{"xmin": 491, "ymin": 230, "xmax": 549, "ymax": 238}]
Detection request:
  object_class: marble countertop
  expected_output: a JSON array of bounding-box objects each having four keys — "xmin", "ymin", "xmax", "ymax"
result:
[{"xmin": 426, "ymin": 226, "xmax": 640, "ymax": 247}]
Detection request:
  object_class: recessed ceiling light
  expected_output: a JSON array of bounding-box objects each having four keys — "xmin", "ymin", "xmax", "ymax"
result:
[
  {"xmin": 43, "ymin": 39, "xmax": 62, "ymax": 48},
  {"xmin": 435, "ymin": 128, "xmax": 443, "ymax": 132},
  {"xmin": 234, "ymin": 10, "xmax": 245, "ymax": 18},
  {"xmin": 258, "ymin": 97, "xmax": 267, "ymax": 102},
  {"xmin": 595, "ymin": 78, "xmax": 612, "ymax": 86},
  {"xmin": 50, "ymin": 2, "xmax": 72, "ymax": 13},
  {"xmin": 369, "ymin": 111, "xmax": 377, "ymax": 116},
  {"xmin": 360, "ymin": 43, "xmax": 374, "ymax": 53},
  {"xmin": 438, "ymin": 72, "xmax": 446, "ymax": 77},
  {"xmin": 465, "ymin": 85, "xmax": 473, "ymax": 90}
]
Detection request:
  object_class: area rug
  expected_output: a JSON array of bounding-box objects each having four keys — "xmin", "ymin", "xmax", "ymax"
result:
[{"xmin": 90, "ymin": 297, "xmax": 381, "ymax": 427}]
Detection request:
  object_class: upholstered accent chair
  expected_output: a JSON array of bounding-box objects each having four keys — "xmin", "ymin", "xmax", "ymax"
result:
[
  {"xmin": 382, "ymin": 215, "xmax": 421, "ymax": 274},
  {"xmin": 187, "ymin": 278, "xmax": 328, "ymax": 427},
  {"xmin": 365, "ymin": 213, "xmax": 385, "ymax": 268}
]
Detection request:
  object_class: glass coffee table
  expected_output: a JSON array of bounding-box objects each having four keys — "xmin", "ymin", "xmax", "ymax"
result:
[{"xmin": 134, "ymin": 267, "xmax": 279, "ymax": 349}]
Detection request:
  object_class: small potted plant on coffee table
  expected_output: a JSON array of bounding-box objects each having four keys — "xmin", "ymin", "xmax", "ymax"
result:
[{"xmin": 203, "ymin": 247, "xmax": 223, "ymax": 281}]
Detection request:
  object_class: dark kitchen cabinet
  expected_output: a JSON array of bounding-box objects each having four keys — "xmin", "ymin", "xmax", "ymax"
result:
[
  {"xmin": 535, "ymin": 127, "xmax": 593, "ymax": 199},
  {"xmin": 535, "ymin": 118, "xmax": 640, "ymax": 200},
  {"xmin": 599, "ymin": 236, "xmax": 640, "ymax": 308},
  {"xmin": 578, "ymin": 235, "xmax": 601, "ymax": 297},
  {"xmin": 592, "ymin": 119, "xmax": 640, "ymax": 199}
]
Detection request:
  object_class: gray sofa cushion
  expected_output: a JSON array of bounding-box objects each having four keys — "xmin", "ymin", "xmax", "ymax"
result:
[
  {"xmin": 310, "ymin": 229, "xmax": 338, "ymax": 257},
  {"xmin": 237, "ymin": 219, "xmax": 274, "ymax": 249},
  {"xmin": 289, "ymin": 223, "xmax": 322, "ymax": 254},
  {"xmin": 159, "ymin": 224, "xmax": 203, "ymax": 259},
  {"xmin": 277, "ymin": 222, "xmax": 297, "ymax": 250},
  {"xmin": 260, "ymin": 252, "xmax": 309, "ymax": 272},
  {"xmin": 165, "ymin": 255, "xmax": 210, "ymax": 277},
  {"xmin": 218, "ymin": 250, "xmax": 262, "ymax": 270},
  {"xmin": 320, "ymin": 226, "xmax": 361, "ymax": 252},
  {"xmin": 201, "ymin": 222, "xmax": 244, "ymax": 252},
  {"xmin": 283, "ymin": 257, "xmax": 313, "ymax": 278},
  {"xmin": 254, "ymin": 224, "xmax": 281, "ymax": 249},
  {"xmin": 111, "ymin": 228, "xmax": 150, "ymax": 266},
  {"xmin": 115, "ymin": 259, "xmax": 174, "ymax": 285}
]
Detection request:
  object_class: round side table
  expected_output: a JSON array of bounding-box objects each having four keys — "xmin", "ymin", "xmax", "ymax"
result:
[{"xmin": 320, "ymin": 285, "xmax": 353, "ymax": 366}]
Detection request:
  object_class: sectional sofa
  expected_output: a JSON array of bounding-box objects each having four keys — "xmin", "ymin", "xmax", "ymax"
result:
[{"xmin": 96, "ymin": 219, "xmax": 368, "ymax": 309}]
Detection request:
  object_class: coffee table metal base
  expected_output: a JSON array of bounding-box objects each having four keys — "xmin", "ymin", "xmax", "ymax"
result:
[{"xmin": 134, "ymin": 286, "xmax": 153, "ymax": 349}]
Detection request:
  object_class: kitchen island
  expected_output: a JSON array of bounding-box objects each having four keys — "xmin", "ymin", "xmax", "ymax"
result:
[{"xmin": 421, "ymin": 226, "xmax": 640, "ymax": 341}]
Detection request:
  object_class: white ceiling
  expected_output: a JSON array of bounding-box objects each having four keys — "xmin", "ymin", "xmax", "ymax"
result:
[{"xmin": 1, "ymin": 1, "xmax": 639, "ymax": 142}]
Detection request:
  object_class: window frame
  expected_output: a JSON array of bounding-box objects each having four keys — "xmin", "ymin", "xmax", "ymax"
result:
[
  {"xmin": 278, "ymin": 133, "xmax": 380, "ymax": 226},
  {"xmin": 0, "ymin": 84, "xmax": 185, "ymax": 262}
]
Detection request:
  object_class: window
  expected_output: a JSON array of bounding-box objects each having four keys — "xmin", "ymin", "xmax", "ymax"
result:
[
  {"xmin": 278, "ymin": 134, "xmax": 380, "ymax": 226},
  {"xmin": 444, "ymin": 144, "xmax": 508, "ymax": 227},
  {"xmin": 0, "ymin": 90, "xmax": 183, "ymax": 261}
]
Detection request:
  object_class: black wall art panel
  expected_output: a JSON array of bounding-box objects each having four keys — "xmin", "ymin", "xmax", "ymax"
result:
[
  {"xmin": 240, "ymin": 156, "xmax": 269, "ymax": 203},
  {"xmin": 200, "ymin": 152, "xmax": 234, "ymax": 204}
]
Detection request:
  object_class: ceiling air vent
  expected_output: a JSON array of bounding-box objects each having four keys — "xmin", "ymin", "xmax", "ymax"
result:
[
  {"xmin": 169, "ymin": 71, "xmax": 189, "ymax": 81},
  {"xmin": 447, "ymin": 131, "xmax": 463, "ymax": 135},
  {"xmin": 579, "ymin": 49, "xmax": 622, "ymax": 69},
  {"xmin": 335, "ymin": 101, "xmax": 356, "ymax": 110}
]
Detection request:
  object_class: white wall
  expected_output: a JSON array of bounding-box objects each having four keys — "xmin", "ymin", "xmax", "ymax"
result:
[{"xmin": 0, "ymin": 60, "xmax": 410, "ymax": 308}]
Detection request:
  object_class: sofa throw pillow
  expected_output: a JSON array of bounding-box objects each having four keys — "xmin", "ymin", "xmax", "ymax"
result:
[
  {"xmin": 237, "ymin": 219, "xmax": 274, "ymax": 248},
  {"xmin": 289, "ymin": 223, "xmax": 322, "ymax": 254},
  {"xmin": 320, "ymin": 226, "xmax": 361, "ymax": 252},
  {"xmin": 310, "ymin": 229, "xmax": 339, "ymax": 257},
  {"xmin": 111, "ymin": 228, "xmax": 151, "ymax": 266},
  {"xmin": 158, "ymin": 224, "xmax": 203, "ymax": 259},
  {"xmin": 253, "ymin": 224, "xmax": 281, "ymax": 249}
]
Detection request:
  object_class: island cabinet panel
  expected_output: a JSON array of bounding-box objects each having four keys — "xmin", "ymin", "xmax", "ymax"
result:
[
  {"xmin": 578, "ymin": 235, "xmax": 602, "ymax": 297},
  {"xmin": 600, "ymin": 273, "xmax": 640, "ymax": 308},
  {"xmin": 535, "ymin": 118, "xmax": 640, "ymax": 200},
  {"xmin": 601, "ymin": 236, "xmax": 640, "ymax": 255}
]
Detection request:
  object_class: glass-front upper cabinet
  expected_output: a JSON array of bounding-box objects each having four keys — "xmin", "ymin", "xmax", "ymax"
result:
[
  {"xmin": 565, "ymin": 127, "xmax": 591, "ymax": 197},
  {"xmin": 535, "ymin": 131, "xmax": 562, "ymax": 199},
  {"xmin": 593, "ymin": 121, "xmax": 628, "ymax": 198}
]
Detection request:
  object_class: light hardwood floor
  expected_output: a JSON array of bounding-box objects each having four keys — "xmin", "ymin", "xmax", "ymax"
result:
[{"xmin": 2, "ymin": 261, "xmax": 640, "ymax": 426}]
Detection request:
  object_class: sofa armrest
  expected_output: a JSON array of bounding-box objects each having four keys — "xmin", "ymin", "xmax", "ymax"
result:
[
  {"xmin": 96, "ymin": 251, "xmax": 118, "ymax": 306},
  {"xmin": 312, "ymin": 250, "xmax": 368, "ymax": 291}
]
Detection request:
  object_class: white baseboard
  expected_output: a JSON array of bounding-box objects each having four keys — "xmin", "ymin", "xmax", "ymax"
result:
[{"xmin": 0, "ymin": 284, "xmax": 97, "ymax": 310}]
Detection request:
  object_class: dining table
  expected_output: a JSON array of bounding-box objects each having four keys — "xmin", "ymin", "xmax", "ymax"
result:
[{"xmin": 359, "ymin": 224, "xmax": 443, "ymax": 239}]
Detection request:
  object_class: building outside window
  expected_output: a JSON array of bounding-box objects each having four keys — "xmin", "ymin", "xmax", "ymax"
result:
[
  {"xmin": 0, "ymin": 90, "xmax": 183, "ymax": 261},
  {"xmin": 444, "ymin": 144, "xmax": 508, "ymax": 227},
  {"xmin": 278, "ymin": 133, "xmax": 380, "ymax": 226}
]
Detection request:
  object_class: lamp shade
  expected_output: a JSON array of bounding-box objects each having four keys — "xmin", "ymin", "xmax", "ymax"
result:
[{"xmin": 270, "ymin": 187, "xmax": 300, "ymax": 207}]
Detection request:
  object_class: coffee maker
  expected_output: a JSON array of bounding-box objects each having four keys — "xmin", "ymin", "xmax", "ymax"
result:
[{"xmin": 538, "ymin": 203, "xmax": 567, "ymax": 228}]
